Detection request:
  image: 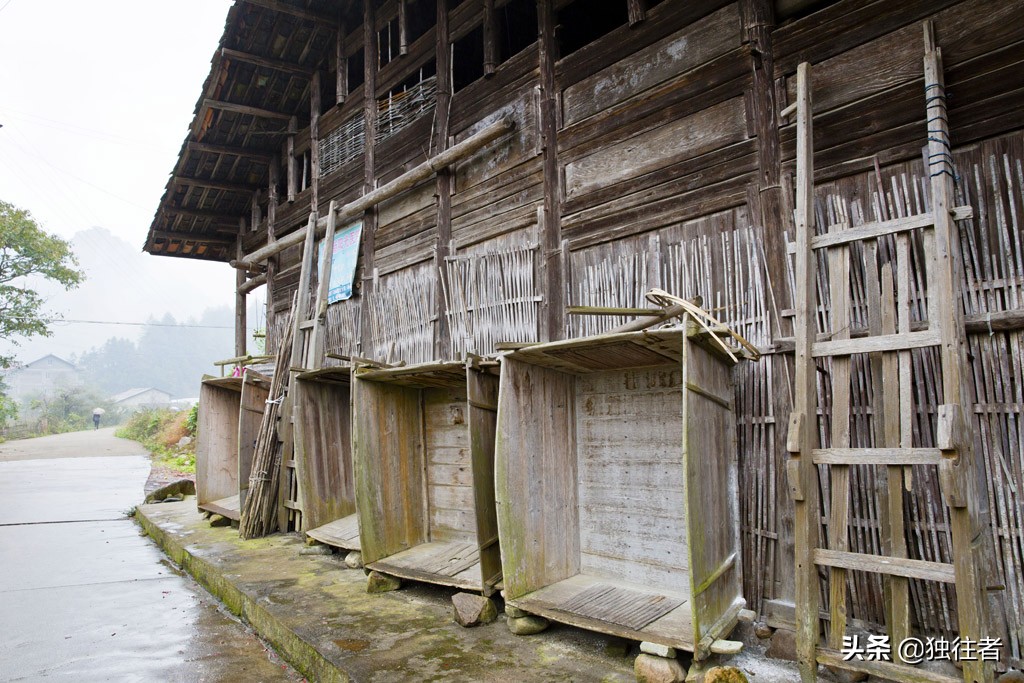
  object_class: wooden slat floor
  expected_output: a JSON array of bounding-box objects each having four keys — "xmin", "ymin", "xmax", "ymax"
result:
[
  {"xmin": 369, "ymin": 540, "xmax": 482, "ymax": 591},
  {"xmin": 511, "ymin": 573, "xmax": 695, "ymax": 650},
  {"xmin": 306, "ymin": 513, "xmax": 361, "ymax": 551},
  {"xmin": 199, "ymin": 494, "xmax": 241, "ymax": 521}
]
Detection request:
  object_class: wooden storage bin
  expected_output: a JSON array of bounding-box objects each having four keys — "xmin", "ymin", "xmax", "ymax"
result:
[
  {"xmin": 293, "ymin": 366, "xmax": 360, "ymax": 551},
  {"xmin": 195, "ymin": 371, "xmax": 270, "ymax": 520},
  {"xmin": 495, "ymin": 327, "xmax": 743, "ymax": 655},
  {"xmin": 352, "ymin": 360, "xmax": 501, "ymax": 594}
]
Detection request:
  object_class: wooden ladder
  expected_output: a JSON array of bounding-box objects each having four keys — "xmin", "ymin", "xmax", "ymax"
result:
[
  {"xmin": 788, "ymin": 24, "xmax": 993, "ymax": 683},
  {"xmin": 276, "ymin": 202, "xmax": 339, "ymax": 532}
]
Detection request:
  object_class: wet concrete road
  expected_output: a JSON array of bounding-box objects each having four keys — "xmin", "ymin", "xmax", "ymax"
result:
[{"xmin": 0, "ymin": 432, "xmax": 302, "ymax": 682}]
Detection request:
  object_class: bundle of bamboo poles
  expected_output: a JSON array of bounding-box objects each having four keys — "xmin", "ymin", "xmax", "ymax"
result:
[{"xmin": 239, "ymin": 294, "xmax": 297, "ymax": 540}]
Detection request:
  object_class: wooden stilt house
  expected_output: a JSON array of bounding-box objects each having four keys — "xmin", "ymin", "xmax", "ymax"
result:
[{"xmin": 146, "ymin": 0, "xmax": 1024, "ymax": 673}]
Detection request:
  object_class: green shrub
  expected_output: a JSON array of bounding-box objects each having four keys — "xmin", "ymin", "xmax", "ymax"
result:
[{"xmin": 117, "ymin": 407, "xmax": 196, "ymax": 475}]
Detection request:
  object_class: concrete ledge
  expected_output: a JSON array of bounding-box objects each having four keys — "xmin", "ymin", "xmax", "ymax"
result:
[{"xmin": 137, "ymin": 499, "xmax": 635, "ymax": 682}]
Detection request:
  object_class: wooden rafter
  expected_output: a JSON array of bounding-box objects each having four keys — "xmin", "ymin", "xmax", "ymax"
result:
[
  {"xmin": 202, "ymin": 98, "xmax": 293, "ymax": 121},
  {"xmin": 186, "ymin": 141, "xmax": 274, "ymax": 161},
  {"xmin": 150, "ymin": 230, "xmax": 235, "ymax": 246},
  {"xmin": 221, "ymin": 47, "xmax": 312, "ymax": 77},
  {"xmin": 175, "ymin": 176, "xmax": 260, "ymax": 194},
  {"xmin": 240, "ymin": 0, "xmax": 337, "ymax": 26}
]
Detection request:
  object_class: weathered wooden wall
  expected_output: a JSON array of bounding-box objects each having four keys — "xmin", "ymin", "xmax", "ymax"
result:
[{"xmin": 247, "ymin": 0, "xmax": 1024, "ymax": 665}]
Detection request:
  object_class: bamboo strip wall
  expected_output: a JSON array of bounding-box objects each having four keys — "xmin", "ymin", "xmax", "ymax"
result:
[
  {"xmin": 444, "ymin": 244, "xmax": 541, "ymax": 357},
  {"xmin": 367, "ymin": 263, "xmax": 436, "ymax": 365}
]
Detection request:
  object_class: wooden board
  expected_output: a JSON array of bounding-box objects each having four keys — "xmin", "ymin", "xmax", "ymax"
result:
[
  {"xmin": 423, "ymin": 386, "xmax": 477, "ymax": 542},
  {"xmin": 237, "ymin": 374, "xmax": 270, "ymax": 512},
  {"xmin": 369, "ymin": 540, "xmax": 482, "ymax": 590},
  {"xmin": 199, "ymin": 494, "xmax": 241, "ymax": 521},
  {"xmin": 196, "ymin": 379, "xmax": 242, "ymax": 507},
  {"xmin": 306, "ymin": 513, "xmax": 361, "ymax": 551},
  {"xmin": 576, "ymin": 367, "xmax": 689, "ymax": 591},
  {"xmin": 495, "ymin": 357, "xmax": 580, "ymax": 600},
  {"xmin": 293, "ymin": 376, "xmax": 356, "ymax": 533},
  {"xmin": 510, "ymin": 573, "xmax": 695, "ymax": 650},
  {"xmin": 563, "ymin": 97, "xmax": 747, "ymax": 200}
]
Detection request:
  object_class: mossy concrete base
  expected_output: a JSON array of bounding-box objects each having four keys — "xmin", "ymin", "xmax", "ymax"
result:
[{"xmin": 137, "ymin": 500, "xmax": 635, "ymax": 682}]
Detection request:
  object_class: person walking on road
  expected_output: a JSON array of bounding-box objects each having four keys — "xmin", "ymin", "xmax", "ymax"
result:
[{"xmin": 92, "ymin": 407, "xmax": 103, "ymax": 430}]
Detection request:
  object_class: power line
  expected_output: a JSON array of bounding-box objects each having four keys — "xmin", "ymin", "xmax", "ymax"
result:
[{"xmin": 50, "ymin": 319, "xmax": 232, "ymax": 329}]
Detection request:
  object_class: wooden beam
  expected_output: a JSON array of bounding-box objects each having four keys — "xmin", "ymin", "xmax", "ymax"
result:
[
  {"xmin": 434, "ymin": 0, "xmax": 452, "ymax": 359},
  {"xmin": 175, "ymin": 176, "xmax": 260, "ymax": 194},
  {"xmin": 336, "ymin": 20, "xmax": 348, "ymax": 105},
  {"xmin": 483, "ymin": 0, "xmax": 497, "ymax": 77},
  {"xmin": 538, "ymin": 0, "xmax": 564, "ymax": 342},
  {"xmin": 163, "ymin": 206, "xmax": 241, "ymax": 223},
  {"xmin": 239, "ymin": 272, "xmax": 268, "ymax": 296},
  {"xmin": 236, "ymin": 218, "xmax": 247, "ymax": 357},
  {"xmin": 239, "ymin": 0, "xmax": 337, "ymax": 25},
  {"xmin": 220, "ymin": 47, "xmax": 312, "ymax": 77},
  {"xmin": 240, "ymin": 116, "xmax": 516, "ymax": 267},
  {"xmin": 627, "ymin": 0, "xmax": 647, "ymax": 26},
  {"xmin": 203, "ymin": 98, "xmax": 293, "ymax": 121},
  {"xmin": 150, "ymin": 230, "xmax": 235, "ymax": 246},
  {"xmin": 186, "ymin": 141, "xmax": 274, "ymax": 161}
]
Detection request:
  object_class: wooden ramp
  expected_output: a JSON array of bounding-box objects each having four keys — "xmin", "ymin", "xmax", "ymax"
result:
[
  {"xmin": 199, "ymin": 494, "xmax": 241, "ymax": 521},
  {"xmin": 511, "ymin": 574, "xmax": 694, "ymax": 650},
  {"xmin": 368, "ymin": 541, "xmax": 482, "ymax": 591},
  {"xmin": 306, "ymin": 513, "xmax": 360, "ymax": 551}
]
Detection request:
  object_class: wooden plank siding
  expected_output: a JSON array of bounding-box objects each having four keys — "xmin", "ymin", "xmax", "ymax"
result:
[{"xmin": 203, "ymin": 0, "xmax": 1024, "ymax": 666}]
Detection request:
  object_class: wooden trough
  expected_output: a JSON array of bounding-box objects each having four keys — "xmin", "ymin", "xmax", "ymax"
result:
[
  {"xmin": 293, "ymin": 366, "xmax": 360, "ymax": 552},
  {"xmin": 352, "ymin": 360, "xmax": 501, "ymax": 595},
  {"xmin": 195, "ymin": 371, "xmax": 270, "ymax": 521},
  {"xmin": 495, "ymin": 326, "xmax": 744, "ymax": 656}
]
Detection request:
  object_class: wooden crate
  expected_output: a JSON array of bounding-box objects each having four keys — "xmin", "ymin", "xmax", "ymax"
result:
[
  {"xmin": 352, "ymin": 360, "xmax": 501, "ymax": 595},
  {"xmin": 495, "ymin": 327, "xmax": 744, "ymax": 655},
  {"xmin": 195, "ymin": 371, "xmax": 270, "ymax": 521},
  {"xmin": 293, "ymin": 366, "xmax": 360, "ymax": 551}
]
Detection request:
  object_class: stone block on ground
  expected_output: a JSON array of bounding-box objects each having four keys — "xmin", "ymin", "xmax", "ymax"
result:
[
  {"xmin": 507, "ymin": 615, "xmax": 549, "ymax": 635},
  {"xmin": 299, "ymin": 544, "xmax": 332, "ymax": 556},
  {"xmin": 208, "ymin": 514, "xmax": 231, "ymax": 527},
  {"xmin": 451, "ymin": 592, "xmax": 497, "ymax": 627},
  {"xmin": 634, "ymin": 653, "xmax": 687, "ymax": 683},
  {"xmin": 504, "ymin": 604, "xmax": 527, "ymax": 619},
  {"xmin": 765, "ymin": 628, "xmax": 796, "ymax": 661},
  {"xmin": 703, "ymin": 666, "xmax": 748, "ymax": 683},
  {"xmin": 365, "ymin": 570, "xmax": 402, "ymax": 593},
  {"xmin": 144, "ymin": 479, "xmax": 196, "ymax": 503},
  {"xmin": 640, "ymin": 642, "xmax": 677, "ymax": 658},
  {"xmin": 344, "ymin": 551, "xmax": 363, "ymax": 569},
  {"xmin": 998, "ymin": 671, "xmax": 1024, "ymax": 683}
]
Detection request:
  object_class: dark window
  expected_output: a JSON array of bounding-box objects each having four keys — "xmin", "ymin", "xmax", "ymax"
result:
[
  {"xmin": 379, "ymin": 16, "xmax": 401, "ymax": 67},
  {"xmin": 348, "ymin": 47, "xmax": 365, "ymax": 92},
  {"xmin": 405, "ymin": 0, "xmax": 436, "ymax": 45},
  {"xmin": 556, "ymin": 0, "xmax": 628, "ymax": 57},
  {"xmin": 452, "ymin": 24, "xmax": 484, "ymax": 92},
  {"xmin": 498, "ymin": 0, "xmax": 537, "ymax": 61}
]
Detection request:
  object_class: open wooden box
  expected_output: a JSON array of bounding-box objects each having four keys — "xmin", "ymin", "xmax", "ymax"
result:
[
  {"xmin": 495, "ymin": 326, "xmax": 744, "ymax": 656},
  {"xmin": 352, "ymin": 360, "xmax": 501, "ymax": 595},
  {"xmin": 195, "ymin": 371, "xmax": 270, "ymax": 520},
  {"xmin": 293, "ymin": 366, "xmax": 360, "ymax": 552}
]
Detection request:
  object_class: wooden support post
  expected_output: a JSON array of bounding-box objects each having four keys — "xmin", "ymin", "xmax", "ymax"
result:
[
  {"xmin": 336, "ymin": 21, "xmax": 347, "ymax": 106},
  {"xmin": 250, "ymin": 190, "xmax": 262, "ymax": 233},
  {"xmin": 434, "ymin": 0, "xmax": 453, "ymax": 360},
  {"xmin": 310, "ymin": 70, "xmax": 322, "ymax": 212},
  {"xmin": 287, "ymin": 116, "xmax": 298, "ymax": 203},
  {"xmin": 789, "ymin": 62, "xmax": 819, "ymax": 683},
  {"xmin": 538, "ymin": 0, "xmax": 564, "ymax": 342},
  {"xmin": 358, "ymin": 0, "xmax": 378, "ymax": 357},
  {"xmin": 483, "ymin": 0, "xmax": 497, "ymax": 77},
  {"xmin": 627, "ymin": 0, "xmax": 646, "ymax": 26},
  {"xmin": 923, "ymin": 22, "xmax": 993, "ymax": 683},
  {"xmin": 398, "ymin": 0, "xmax": 409, "ymax": 56},
  {"xmin": 235, "ymin": 217, "xmax": 248, "ymax": 358},
  {"xmin": 267, "ymin": 157, "xmax": 279, "ymax": 350}
]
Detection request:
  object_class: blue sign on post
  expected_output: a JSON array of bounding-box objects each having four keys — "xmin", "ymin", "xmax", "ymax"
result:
[{"xmin": 319, "ymin": 222, "xmax": 363, "ymax": 303}]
